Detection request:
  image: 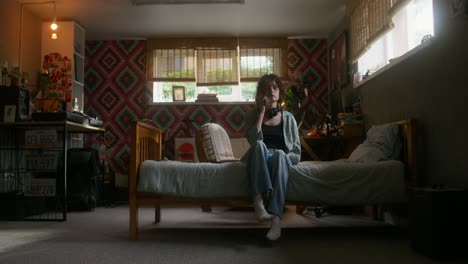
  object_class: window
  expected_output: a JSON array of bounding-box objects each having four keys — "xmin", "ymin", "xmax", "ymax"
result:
[
  {"xmin": 148, "ymin": 37, "xmax": 287, "ymax": 103},
  {"xmin": 357, "ymin": 0, "xmax": 434, "ymax": 76},
  {"xmin": 196, "ymin": 48, "xmax": 238, "ymax": 86},
  {"xmin": 153, "ymin": 49, "xmax": 195, "ymax": 82},
  {"xmin": 152, "ymin": 82, "xmax": 257, "ymax": 102}
]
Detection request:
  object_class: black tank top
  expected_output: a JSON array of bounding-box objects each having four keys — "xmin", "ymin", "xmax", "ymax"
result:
[{"xmin": 262, "ymin": 121, "xmax": 288, "ymax": 153}]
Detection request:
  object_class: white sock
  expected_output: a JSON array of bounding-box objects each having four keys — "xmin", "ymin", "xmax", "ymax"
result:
[
  {"xmin": 253, "ymin": 194, "xmax": 273, "ymax": 222},
  {"xmin": 266, "ymin": 216, "xmax": 281, "ymax": 241}
]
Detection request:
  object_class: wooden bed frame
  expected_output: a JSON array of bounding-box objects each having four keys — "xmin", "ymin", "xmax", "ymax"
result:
[{"xmin": 129, "ymin": 119, "xmax": 417, "ymax": 240}]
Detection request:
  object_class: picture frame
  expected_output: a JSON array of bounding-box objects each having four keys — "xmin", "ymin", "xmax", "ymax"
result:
[
  {"xmin": 4, "ymin": 105, "xmax": 16, "ymax": 122},
  {"xmin": 329, "ymin": 31, "xmax": 349, "ymax": 89},
  {"xmin": 172, "ymin": 86, "xmax": 185, "ymax": 102}
]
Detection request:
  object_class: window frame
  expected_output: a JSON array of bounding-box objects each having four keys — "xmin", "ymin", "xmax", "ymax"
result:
[
  {"xmin": 147, "ymin": 37, "xmax": 287, "ymax": 104},
  {"xmin": 352, "ymin": 0, "xmax": 434, "ymax": 87},
  {"xmin": 353, "ymin": 35, "xmax": 434, "ymax": 88}
]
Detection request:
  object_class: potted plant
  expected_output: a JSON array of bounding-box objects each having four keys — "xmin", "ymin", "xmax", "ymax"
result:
[
  {"xmin": 284, "ymin": 84, "xmax": 305, "ymax": 125},
  {"xmin": 1, "ymin": 63, "xmax": 8, "ymax": 86},
  {"xmin": 9, "ymin": 66, "xmax": 21, "ymax": 87}
]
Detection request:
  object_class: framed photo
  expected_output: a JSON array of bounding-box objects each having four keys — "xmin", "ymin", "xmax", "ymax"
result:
[
  {"xmin": 329, "ymin": 31, "xmax": 349, "ymax": 89},
  {"xmin": 4, "ymin": 105, "xmax": 16, "ymax": 122},
  {"xmin": 172, "ymin": 86, "xmax": 185, "ymax": 102}
]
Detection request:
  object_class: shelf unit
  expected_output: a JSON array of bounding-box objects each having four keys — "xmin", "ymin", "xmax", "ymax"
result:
[
  {"xmin": 41, "ymin": 21, "xmax": 86, "ymax": 112},
  {"xmin": 0, "ymin": 121, "xmax": 104, "ymax": 221}
]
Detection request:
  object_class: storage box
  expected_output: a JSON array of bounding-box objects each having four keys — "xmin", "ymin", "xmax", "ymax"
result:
[{"xmin": 410, "ymin": 188, "xmax": 468, "ymax": 259}]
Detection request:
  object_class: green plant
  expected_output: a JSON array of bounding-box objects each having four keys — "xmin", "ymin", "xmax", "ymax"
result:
[
  {"xmin": 284, "ymin": 85, "xmax": 304, "ymax": 123},
  {"xmin": 1, "ymin": 65, "xmax": 8, "ymax": 77},
  {"xmin": 1, "ymin": 65, "xmax": 8, "ymax": 85}
]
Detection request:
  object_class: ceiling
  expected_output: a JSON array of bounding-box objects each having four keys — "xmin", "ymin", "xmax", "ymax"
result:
[{"xmin": 18, "ymin": 0, "xmax": 347, "ymax": 40}]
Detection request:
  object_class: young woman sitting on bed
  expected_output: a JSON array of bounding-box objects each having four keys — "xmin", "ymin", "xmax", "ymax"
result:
[{"xmin": 242, "ymin": 73, "xmax": 302, "ymax": 241}]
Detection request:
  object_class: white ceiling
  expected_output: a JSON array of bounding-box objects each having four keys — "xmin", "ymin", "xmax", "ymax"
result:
[{"xmin": 18, "ymin": 0, "xmax": 347, "ymax": 40}]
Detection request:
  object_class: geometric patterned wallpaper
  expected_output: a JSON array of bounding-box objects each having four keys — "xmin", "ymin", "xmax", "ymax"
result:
[
  {"xmin": 84, "ymin": 39, "xmax": 328, "ymax": 175},
  {"xmin": 288, "ymin": 38, "xmax": 329, "ymax": 130}
]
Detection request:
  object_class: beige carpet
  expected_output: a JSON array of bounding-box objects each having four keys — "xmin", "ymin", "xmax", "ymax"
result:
[
  {"xmin": 135, "ymin": 205, "xmax": 389, "ymax": 229},
  {"xmin": 0, "ymin": 205, "xmax": 464, "ymax": 264}
]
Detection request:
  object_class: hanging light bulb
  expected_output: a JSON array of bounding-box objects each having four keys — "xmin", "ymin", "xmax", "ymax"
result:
[
  {"xmin": 50, "ymin": 22, "xmax": 58, "ymax": 31},
  {"xmin": 50, "ymin": 1, "xmax": 58, "ymax": 39}
]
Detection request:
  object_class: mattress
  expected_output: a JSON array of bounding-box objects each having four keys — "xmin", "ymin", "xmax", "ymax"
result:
[{"xmin": 138, "ymin": 159, "xmax": 407, "ymax": 205}]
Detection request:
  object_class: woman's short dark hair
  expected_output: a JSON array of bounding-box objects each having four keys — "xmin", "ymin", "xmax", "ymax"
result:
[{"xmin": 255, "ymin": 74, "xmax": 285, "ymax": 107}]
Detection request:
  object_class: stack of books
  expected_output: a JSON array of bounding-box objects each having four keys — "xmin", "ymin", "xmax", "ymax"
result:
[{"xmin": 196, "ymin": 93, "xmax": 218, "ymax": 102}]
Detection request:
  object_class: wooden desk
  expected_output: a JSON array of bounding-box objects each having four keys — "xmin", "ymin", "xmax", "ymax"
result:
[{"xmin": 300, "ymin": 135, "xmax": 363, "ymax": 161}]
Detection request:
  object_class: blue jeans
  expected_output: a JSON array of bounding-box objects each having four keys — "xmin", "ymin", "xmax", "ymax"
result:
[{"xmin": 246, "ymin": 140, "xmax": 292, "ymax": 216}]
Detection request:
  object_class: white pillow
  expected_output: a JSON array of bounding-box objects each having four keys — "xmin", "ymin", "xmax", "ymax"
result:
[
  {"xmin": 348, "ymin": 142, "xmax": 387, "ymax": 162},
  {"xmin": 348, "ymin": 123, "xmax": 401, "ymax": 163},
  {"xmin": 366, "ymin": 123, "xmax": 401, "ymax": 160}
]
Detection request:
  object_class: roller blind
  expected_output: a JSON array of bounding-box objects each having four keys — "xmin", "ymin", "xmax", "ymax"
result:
[
  {"xmin": 151, "ymin": 49, "xmax": 196, "ymax": 82},
  {"xmin": 238, "ymin": 38, "xmax": 287, "ymax": 82},
  {"xmin": 146, "ymin": 37, "xmax": 286, "ymax": 85},
  {"xmin": 196, "ymin": 47, "xmax": 238, "ymax": 86},
  {"xmin": 347, "ymin": 0, "xmax": 394, "ymax": 63},
  {"xmin": 389, "ymin": 0, "xmax": 411, "ymax": 15}
]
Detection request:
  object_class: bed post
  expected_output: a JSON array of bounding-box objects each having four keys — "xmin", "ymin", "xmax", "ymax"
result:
[{"xmin": 129, "ymin": 121, "xmax": 163, "ymax": 240}]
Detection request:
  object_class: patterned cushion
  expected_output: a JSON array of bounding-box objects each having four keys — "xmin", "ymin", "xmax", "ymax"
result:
[{"xmin": 198, "ymin": 123, "xmax": 237, "ymax": 162}]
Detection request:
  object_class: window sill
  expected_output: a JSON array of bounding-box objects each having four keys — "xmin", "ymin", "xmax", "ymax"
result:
[
  {"xmin": 353, "ymin": 36, "xmax": 435, "ymax": 89},
  {"xmin": 149, "ymin": 101, "xmax": 255, "ymax": 106}
]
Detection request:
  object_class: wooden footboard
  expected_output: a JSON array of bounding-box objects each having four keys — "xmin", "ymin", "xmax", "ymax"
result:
[
  {"xmin": 129, "ymin": 119, "xmax": 417, "ymax": 240},
  {"xmin": 129, "ymin": 121, "xmax": 163, "ymax": 240}
]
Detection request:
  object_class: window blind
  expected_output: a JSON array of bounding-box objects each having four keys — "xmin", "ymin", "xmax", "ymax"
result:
[
  {"xmin": 196, "ymin": 47, "xmax": 238, "ymax": 86},
  {"xmin": 146, "ymin": 37, "xmax": 287, "ymax": 85},
  {"xmin": 146, "ymin": 38, "xmax": 197, "ymax": 82},
  {"xmin": 238, "ymin": 38, "xmax": 287, "ymax": 82},
  {"xmin": 347, "ymin": 0, "xmax": 394, "ymax": 63},
  {"xmin": 151, "ymin": 49, "xmax": 196, "ymax": 82},
  {"xmin": 389, "ymin": 0, "xmax": 411, "ymax": 15}
]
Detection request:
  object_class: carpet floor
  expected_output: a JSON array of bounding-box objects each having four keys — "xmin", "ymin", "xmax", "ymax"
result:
[{"xmin": 0, "ymin": 204, "xmax": 465, "ymax": 264}]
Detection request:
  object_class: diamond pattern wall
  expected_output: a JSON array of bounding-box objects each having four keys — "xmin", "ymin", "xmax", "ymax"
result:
[
  {"xmin": 85, "ymin": 39, "xmax": 328, "ymax": 175},
  {"xmin": 288, "ymin": 38, "xmax": 329, "ymax": 129}
]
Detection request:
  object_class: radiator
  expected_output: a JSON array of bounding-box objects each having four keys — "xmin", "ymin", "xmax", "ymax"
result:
[{"xmin": 230, "ymin": 138, "xmax": 249, "ymax": 159}]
